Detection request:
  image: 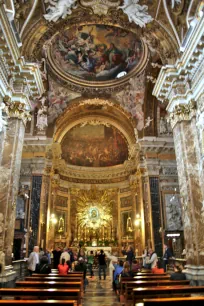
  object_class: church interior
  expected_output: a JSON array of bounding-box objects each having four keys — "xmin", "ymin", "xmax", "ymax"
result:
[{"xmin": 0, "ymin": 0, "xmax": 204, "ymax": 293}]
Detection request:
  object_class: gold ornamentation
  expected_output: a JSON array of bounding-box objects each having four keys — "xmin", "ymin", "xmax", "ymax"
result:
[
  {"xmin": 3, "ymin": 98, "xmax": 31, "ymax": 125},
  {"xmin": 79, "ymin": 98, "xmax": 114, "ymax": 107},
  {"xmin": 80, "ymin": 120, "xmax": 110, "ymax": 127},
  {"xmin": 169, "ymin": 100, "xmax": 197, "ymax": 129},
  {"xmin": 80, "ymin": 0, "xmax": 120, "ymax": 16}
]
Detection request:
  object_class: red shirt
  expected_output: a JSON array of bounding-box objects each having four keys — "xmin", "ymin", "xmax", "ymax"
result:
[{"xmin": 58, "ymin": 263, "xmax": 69, "ymax": 275}]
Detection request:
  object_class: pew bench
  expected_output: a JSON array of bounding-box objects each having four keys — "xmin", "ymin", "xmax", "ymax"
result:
[
  {"xmin": 25, "ymin": 277, "xmax": 83, "ymax": 282},
  {"xmin": 0, "ymin": 288, "xmax": 81, "ymax": 305},
  {"xmin": 122, "ymin": 279, "xmax": 190, "ymax": 300},
  {"xmin": 139, "ymin": 296, "xmax": 204, "ymax": 306},
  {"xmin": 120, "ymin": 275, "xmax": 171, "ymax": 294},
  {"xmin": 133, "ymin": 285, "xmax": 204, "ymax": 305},
  {"xmin": 0, "ymin": 301, "xmax": 78, "ymax": 306},
  {"xmin": 15, "ymin": 281, "xmax": 83, "ymax": 293}
]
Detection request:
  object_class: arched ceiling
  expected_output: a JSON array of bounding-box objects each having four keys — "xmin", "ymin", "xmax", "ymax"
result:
[{"xmin": 10, "ymin": 1, "xmax": 201, "ymax": 141}]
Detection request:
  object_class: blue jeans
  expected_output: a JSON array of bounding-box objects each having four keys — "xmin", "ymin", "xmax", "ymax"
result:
[{"xmin": 99, "ymin": 265, "xmax": 106, "ymax": 280}]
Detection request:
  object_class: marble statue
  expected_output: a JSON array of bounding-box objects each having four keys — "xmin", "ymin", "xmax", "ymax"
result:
[
  {"xmin": 36, "ymin": 97, "xmax": 48, "ymax": 131},
  {"xmin": 118, "ymin": 0, "xmax": 153, "ymax": 28},
  {"xmin": 44, "ymin": 0, "xmax": 77, "ymax": 22},
  {"xmin": 144, "ymin": 116, "xmax": 153, "ymax": 129},
  {"xmin": 171, "ymin": 0, "xmax": 181, "ymax": 9},
  {"xmin": 0, "ymin": 103, "xmax": 7, "ymax": 133},
  {"xmin": 159, "ymin": 117, "xmax": 168, "ymax": 134}
]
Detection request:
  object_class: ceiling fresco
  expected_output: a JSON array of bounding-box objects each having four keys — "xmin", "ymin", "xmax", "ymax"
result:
[
  {"xmin": 50, "ymin": 24, "xmax": 143, "ymax": 82},
  {"xmin": 61, "ymin": 124, "xmax": 129, "ymax": 167}
]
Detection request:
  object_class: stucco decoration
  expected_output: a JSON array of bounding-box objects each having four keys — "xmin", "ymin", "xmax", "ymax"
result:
[
  {"xmin": 170, "ymin": 0, "xmax": 181, "ymax": 9},
  {"xmin": 118, "ymin": 0, "xmax": 153, "ymax": 28},
  {"xmin": 80, "ymin": 0, "xmax": 120, "ymax": 16},
  {"xmin": 47, "ymin": 78, "xmax": 81, "ymax": 123},
  {"xmin": 44, "ymin": 0, "xmax": 78, "ymax": 22},
  {"xmin": 115, "ymin": 73, "xmax": 145, "ymax": 130},
  {"xmin": 164, "ymin": 193, "xmax": 183, "ymax": 231}
]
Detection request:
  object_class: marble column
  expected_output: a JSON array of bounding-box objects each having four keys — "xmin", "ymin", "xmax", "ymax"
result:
[
  {"xmin": 38, "ymin": 169, "xmax": 50, "ymax": 250},
  {"xmin": 0, "ymin": 118, "xmax": 25, "ymax": 267},
  {"xmin": 170, "ymin": 102, "xmax": 204, "ymax": 283}
]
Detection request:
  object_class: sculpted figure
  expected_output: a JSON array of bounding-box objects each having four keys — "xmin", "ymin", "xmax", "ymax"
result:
[
  {"xmin": 118, "ymin": 0, "xmax": 153, "ymax": 28},
  {"xmin": 44, "ymin": 0, "xmax": 77, "ymax": 22}
]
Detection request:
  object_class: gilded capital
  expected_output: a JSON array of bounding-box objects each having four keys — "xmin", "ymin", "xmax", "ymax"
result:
[
  {"xmin": 168, "ymin": 100, "xmax": 197, "ymax": 129},
  {"xmin": 3, "ymin": 99, "xmax": 31, "ymax": 125}
]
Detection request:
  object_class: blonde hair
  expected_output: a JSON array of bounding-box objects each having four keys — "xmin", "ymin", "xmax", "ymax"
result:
[{"xmin": 123, "ymin": 261, "xmax": 131, "ymax": 273}]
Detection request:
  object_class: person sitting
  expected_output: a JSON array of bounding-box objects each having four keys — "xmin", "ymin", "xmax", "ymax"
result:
[
  {"xmin": 120, "ymin": 261, "xmax": 134, "ymax": 277},
  {"xmin": 38, "ymin": 255, "xmax": 51, "ymax": 274},
  {"xmin": 113, "ymin": 260, "xmax": 124, "ymax": 292},
  {"xmin": 58, "ymin": 258, "xmax": 69, "ymax": 275},
  {"xmin": 131, "ymin": 259, "xmax": 141, "ymax": 272},
  {"xmin": 170, "ymin": 264, "xmax": 186, "ymax": 280}
]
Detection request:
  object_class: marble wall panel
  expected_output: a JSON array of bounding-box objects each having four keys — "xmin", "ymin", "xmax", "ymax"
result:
[
  {"xmin": 28, "ymin": 176, "xmax": 42, "ymax": 255},
  {"xmin": 149, "ymin": 177, "xmax": 162, "ymax": 257}
]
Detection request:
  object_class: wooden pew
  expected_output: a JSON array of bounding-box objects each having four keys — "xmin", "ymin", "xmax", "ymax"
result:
[
  {"xmin": 135, "ymin": 272, "xmax": 168, "ymax": 276},
  {"xmin": 25, "ymin": 277, "xmax": 83, "ymax": 282},
  {"xmin": 140, "ymin": 296, "xmax": 204, "ymax": 305},
  {"xmin": 122, "ymin": 279, "xmax": 190, "ymax": 300},
  {"xmin": 120, "ymin": 275, "xmax": 170, "ymax": 294},
  {"xmin": 0, "ymin": 288, "xmax": 81, "ymax": 305},
  {"xmin": 133, "ymin": 275, "xmax": 170, "ymax": 280},
  {"xmin": 0, "ymin": 301, "xmax": 78, "ymax": 306},
  {"xmin": 133, "ymin": 285, "xmax": 204, "ymax": 305},
  {"xmin": 15, "ymin": 280, "xmax": 83, "ymax": 293},
  {"xmin": 32, "ymin": 273, "xmax": 83, "ymax": 277}
]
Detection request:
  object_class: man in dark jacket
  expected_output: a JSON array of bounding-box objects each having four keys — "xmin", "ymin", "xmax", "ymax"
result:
[
  {"xmin": 98, "ymin": 249, "xmax": 106, "ymax": 280},
  {"xmin": 163, "ymin": 243, "xmax": 173, "ymax": 272}
]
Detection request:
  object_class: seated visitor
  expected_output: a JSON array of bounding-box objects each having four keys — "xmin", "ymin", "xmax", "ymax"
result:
[
  {"xmin": 58, "ymin": 258, "xmax": 69, "ymax": 275},
  {"xmin": 131, "ymin": 259, "xmax": 141, "ymax": 272},
  {"xmin": 38, "ymin": 255, "xmax": 51, "ymax": 274},
  {"xmin": 120, "ymin": 261, "xmax": 134, "ymax": 277},
  {"xmin": 170, "ymin": 264, "xmax": 186, "ymax": 280},
  {"xmin": 113, "ymin": 260, "xmax": 124, "ymax": 292}
]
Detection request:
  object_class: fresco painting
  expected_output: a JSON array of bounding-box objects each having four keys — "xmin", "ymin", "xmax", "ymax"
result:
[
  {"xmin": 51, "ymin": 25, "xmax": 143, "ymax": 81},
  {"xmin": 61, "ymin": 124, "xmax": 129, "ymax": 167}
]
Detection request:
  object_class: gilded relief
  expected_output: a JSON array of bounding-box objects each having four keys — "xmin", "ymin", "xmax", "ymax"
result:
[
  {"xmin": 51, "ymin": 24, "xmax": 143, "ymax": 81},
  {"xmin": 61, "ymin": 124, "xmax": 128, "ymax": 167}
]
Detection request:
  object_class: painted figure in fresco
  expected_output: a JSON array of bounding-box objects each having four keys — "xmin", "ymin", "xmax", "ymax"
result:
[
  {"xmin": 118, "ymin": 0, "xmax": 153, "ymax": 28},
  {"xmin": 52, "ymin": 25, "xmax": 142, "ymax": 81}
]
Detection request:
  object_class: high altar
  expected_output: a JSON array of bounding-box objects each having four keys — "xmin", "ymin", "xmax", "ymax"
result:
[{"xmin": 38, "ymin": 102, "xmax": 146, "ymax": 253}]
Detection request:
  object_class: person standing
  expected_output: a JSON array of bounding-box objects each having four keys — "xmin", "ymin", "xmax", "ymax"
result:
[
  {"xmin": 58, "ymin": 258, "xmax": 69, "ymax": 275},
  {"xmin": 98, "ymin": 249, "xmax": 106, "ymax": 280},
  {"xmin": 146, "ymin": 248, "xmax": 158, "ymax": 269},
  {"xmin": 87, "ymin": 250, "xmax": 94, "ymax": 278},
  {"xmin": 52, "ymin": 246, "xmax": 62, "ymax": 269},
  {"xmin": 27, "ymin": 246, "xmax": 40, "ymax": 275},
  {"xmin": 163, "ymin": 243, "xmax": 173, "ymax": 272}
]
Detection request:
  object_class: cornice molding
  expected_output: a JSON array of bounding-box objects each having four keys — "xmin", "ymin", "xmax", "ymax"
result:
[{"xmin": 153, "ymin": 14, "xmax": 204, "ymax": 112}]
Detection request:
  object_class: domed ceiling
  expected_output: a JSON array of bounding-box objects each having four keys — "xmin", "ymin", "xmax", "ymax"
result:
[
  {"xmin": 61, "ymin": 124, "xmax": 129, "ymax": 167},
  {"xmin": 50, "ymin": 24, "xmax": 143, "ymax": 83}
]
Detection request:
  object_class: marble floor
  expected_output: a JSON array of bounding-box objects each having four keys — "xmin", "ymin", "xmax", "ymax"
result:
[{"xmin": 83, "ymin": 271, "xmax": 120, "ymax": 306}]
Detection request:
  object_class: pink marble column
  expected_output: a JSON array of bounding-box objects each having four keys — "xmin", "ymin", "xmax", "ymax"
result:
[
  {"xmin": 0, "ymin": 118, "xmax": 25, "ymax": 266},
  {"xmin": 171, "ymin": 108, "xmax": 204, "ymax": 283}
]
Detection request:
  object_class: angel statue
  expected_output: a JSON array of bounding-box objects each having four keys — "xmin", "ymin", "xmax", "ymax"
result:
[
  {"xmin": 118, "ymin": 0, "xmax": 153, "ymax": 28},
  {"xmin": 44, "ymin": 0, "xmax": 78, "ymax": 22},
  {"xmin": 36, "ymin": 96, "xmax": 48, "ymax": 131}
]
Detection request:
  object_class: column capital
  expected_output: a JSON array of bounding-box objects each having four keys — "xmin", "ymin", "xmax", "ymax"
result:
[
  {"xmin": 3, "ymin": 97, "xmax": 31, "ymax": 125},
  {"xmin": 168, "ymin": 100, "xmax": 197, "ymax": 129}
]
